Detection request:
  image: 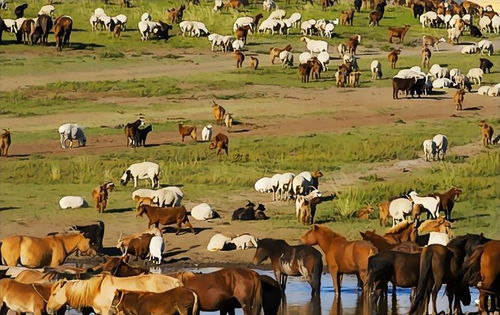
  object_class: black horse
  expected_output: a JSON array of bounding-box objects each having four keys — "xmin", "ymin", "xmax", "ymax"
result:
[{"xmin": 253, "ymin": 238, "xmax": 323, "ymax": 297}]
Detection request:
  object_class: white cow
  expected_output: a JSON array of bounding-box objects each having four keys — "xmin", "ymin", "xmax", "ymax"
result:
[
  {"xmin": 59, "ymin": 196, "xmax": 87, "ymax": 209},
  {"xmin": 58, "ymin": 123, "xmax": 86, "ymax": 149},
  {"xmin": 120, "ymin": 162, "xmax": 160, "ymax": 188}
]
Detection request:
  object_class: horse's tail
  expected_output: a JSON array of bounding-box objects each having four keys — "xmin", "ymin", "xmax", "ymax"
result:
[
  {"xmin": 252, "ymin": 272, "xmax": 263, "ymax": 315},
  {"xmin": 190, "ymin": 290, "xmax": 200, "ymax": 315},
  {"xmin": 409, "ymin": 248, "xmax": 434, "ymax": 315},
  {"xmin": 463, "ymin": 244, "xmax": 485, "ymax": 287}
]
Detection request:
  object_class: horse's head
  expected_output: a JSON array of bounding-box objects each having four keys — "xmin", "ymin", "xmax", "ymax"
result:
[
  {"xmin": 46, "ymin": 280, "xmax": 68, "ymax": 314},
  {"xmin": 77, "ymin": 234, "xmax": 97, "ymax": 257},
  {"xmin": 120, "ymin": 170, "xmax": 132, "ymax": 186},
  {"xmin": 252, "ymin": 241, "xmax": 269, "ymax": 265},
  {"xmin": 300, "ymin": 225, "xmax": 320, "ymax": 245}
]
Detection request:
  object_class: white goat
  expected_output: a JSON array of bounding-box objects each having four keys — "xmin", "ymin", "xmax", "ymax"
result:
[
  {"xmin": 120, "ymin": 161, "xmax": 160, "ymax": 188},
  {"xmin": 408, "ymin": 191, "xmax": 440, "ymax": 219},
  {"xmin": 148, "ymin": 235, "xmax": 164, "ymax": 264},
  {"xmin": 432, "ymin": 134, "xmax": 448, "ymax": 160},
  {"xmin": 201, "ymin": 125, "xmax": 213, "ymax": 141},
  {"xmin": 371, "ymin": 60, "xmax": 382, "ymax": 80},
  {"xmin": 58, "ymin": 123, "xmax": 86, "ymax": 149},
  {"xmin": 423, "ymin": 139, "xmax": 436, "ymax": 161},
  {"xmin": 301, "ymin": 37, "xmax": 327, "ymax": 55}
]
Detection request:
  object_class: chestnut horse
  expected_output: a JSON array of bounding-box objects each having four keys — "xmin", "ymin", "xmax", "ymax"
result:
[
  {"xmin": 173, "ymin": 267, "xmax": 262, "ymax": 315},
  {"xmin": 383, "ymin": 221, "xmax": 417, "ymax": 244},
  {"xmin": 0, "ymin": 233, "xmax": 95, "ymax": 267},
  {"xmin": 252, "ymin": 238, "xmax": 323, "ymax": 296},
  {"xmin": 300, "ymin": 225, "xmax": 378, "ymax": 295},
  {"xmin": 463, "ymin": 239, "xmax": 500, "ymax": 314},
  {"xmin": 91, "ymin": 256, "xmax": 149, "ymax": 277},
  {"xmin": 360, "ymin": 230, "xmax": 421, "ymax": 253}
]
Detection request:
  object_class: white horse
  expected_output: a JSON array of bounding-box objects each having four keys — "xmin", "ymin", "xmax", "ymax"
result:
[
  {"xmin": 388, "ymin": 198, "xmax": 414, "ymax": 227},
  {"xmin": 58, "ymin": 123, "xmax": 86, "ymax": 149}
]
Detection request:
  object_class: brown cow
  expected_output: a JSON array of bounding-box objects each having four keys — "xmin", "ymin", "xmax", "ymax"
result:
[
  {"xmin": 212, "ymin": 101, "xmax": 226, "ymax": 125},
  {"xmin": 1, "ymin": 129, "xmax": 11, "ymax": 157},
  {"xmin": 209, "ymin": 133, "xmax": 229, "ymax": 155},
  {"xmin": 388, "ymin": 24, "xmax": 410, "ymax": 43},
  {"xmin": 178, "ymin": 124, "xmax": 197, "ymax": 142},
  {"xmin": 53, "ymin": 15, "xmax": 73, "ymax": 51},
  {"xmin": 137, "ymin": 204, "xmax": 195, "ymax": 234},
  {"xmin": 453, "ymin": 89, "xmax": 465, "ymax": 111}
]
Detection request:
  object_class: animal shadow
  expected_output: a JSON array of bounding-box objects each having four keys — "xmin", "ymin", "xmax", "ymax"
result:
[
  {"xmin": 106, "ymin": 207, "xmax": 134, "ymax": 213},
  {"xmin": 0, "ymin": 206, "xmax": 20, "ymax": 212},
  {"xmin": 462, "ymin": 106, "xmax": 482, "ymax": 111},
  {"xmin": 161, "ymin": 226, "xmax": 212, "ymax": 235},
  {"xmin": 101, "ymin": 247, "xmax": 123, "ymax": 256}
]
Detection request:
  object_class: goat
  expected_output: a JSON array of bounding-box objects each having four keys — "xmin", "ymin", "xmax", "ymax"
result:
[
  {"xmin": 0, "ymin": 129, "xmax": 11, "ymax": 157},
  {"xmin": 299, "ymin": 62, "xmax": 312, "ymax": 83},
  {"xmin": 123, "ymin": 233, "xmax": 154, "ymax": 261},
  {"xmin": 370, "ymin": 60, "xmax": 382, "ymax": 80},
  {"xmin": 346, "ymin": 34, "xmax": 361, "ymax": 54},
  {"xmin": 349, "ymin": 71, "xmax": 361, "ymax": 87},
  {"xmin": 136, "ymin": 125, "xmax": 152, "ymax": 147},
  {"xmin": 388, "ymin": 24, "xmax": 410, "ymax": 43},
  {"xmin": 340, "ymin": 9, "xmax": 355, "ymax": 26},
  {"xmin": 422, "ymin": 35, "xmax": 446, "ymax": 51},
  {"xmin": 250, "ymin": 56, "xmax": 259, "ymax": 70},
  {"xmin": 113, "ymin": 24, "xmax": 122, "ymax": 38},
  {"xmin": 421, "ymin": 47, "xmax": 431, "ymax": 69},
  {"xmin": 388, "ymin": 49, "xmax": 401, "ymax": 69},
  {"xmin": 224, "ymin": 113, "xmax": 233, "ymax": 128},
  {"xmin": 116, "ymin": 228, "xmax": 162, "ymax": 256},
  {"xmin": 209, "ymin": 133, "xmax": 229, "ymax": 155},
  {"xmin": 178, "ymin": 124, "xmax": 197, "ymax": 142},
  {"xmin": 309, "ymin": 58, "xmax": 322, "ymax": 80},
  {"xmin": 137, "ymin": 204, "xmax": 195, "ymax": 234},
  {"xmin": 296, "ymin": 190, "xmax": 322, "ymax": 225},
  {"xmin": 392, "ymin": 77, "xmax": 416, "ymax": 99},
  {"xmin": 269, "ymin": 44, "xmax": 292, "ymax": 64},
  {"xmin": 478, "ymin": 120, "xmax": 494, "ymax": 146},
  {"xmin": 235, "ymin": 25, "xmax": 251, "ymax": 44},
  {"xmin": 479, "ymin": 58, "xmax": 493, "ymax": 74},
  {"xmin": 212, "ymin": 101, "xmax": 226, "ymax": 125},
  {"xmin": 234, "ymin": 50, "xmax": 245, "ymax": 68},
  {"xmin": 91, "ymin": 182, "xmax": 115, "ymax": 213},
  {"xmin": 453, "ymin": 89, "xmax": 465, "ymax": 111}
]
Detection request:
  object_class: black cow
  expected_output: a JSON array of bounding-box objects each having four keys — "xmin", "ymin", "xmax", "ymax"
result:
[
  {"xmin": 14, "ymin": 3, "xmax": 28, "ymax": 18},
  {"xmin": 470, "ymin": 25, "xmax": 482, "ymax": 38},
  {"xmin": 479, "ymin": 58, "xmax": 493, "ymax": 74},
  {"xmin": 232, "ymin": 201, "xmax": 267, "ymax": 220},
  {"xmin": 413, "ymin": 3, "xmax": 424, "ymax": 18},
  {"xmin": 70, "ymin": 221, "xmax": 105, "ymax": 251},
  {"xmin": 392, "ymin": 77, "xmax": 416, "ymax": 99}
]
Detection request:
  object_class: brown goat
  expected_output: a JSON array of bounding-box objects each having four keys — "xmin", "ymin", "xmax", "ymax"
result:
[
  {"xmin": 212, "ymin": 101, "xmax": 226, "ymax": 125},
  {"xmin": 421, "ymin": 47, "xmax": 431, "ymax": 69},
  {"xmin": 135, "ymin": 196, "xmax": 157, "ymax": 211},
  {"xmin": 387, "ymin": 49, "xmax": 401, "ymax": 69},
  {"xmin": 388, "ymin": 25, "xmax": 410, "ymax": 43},
  {"xmin": 310, "ymin": 58, "xmax": 322, "ymax": 80},
  {"xmin": 369, "ymin": 11, "xmax": 383, "ymax": 26},
  {"xmin": 349, "ymin": 71, "xmax": 361, "ymax": 87},
  {"xmin": 225, "ymin": 0, "xmax": 247, "ymax": 9},
  {"xmin": 91, "ymin": 182, "xmax": 115, "ymax": 213},
  {"xmin": 378, "ymin": 200, "xmax": 390, "ymax": 226},
  {"xmin": 356, "ymin": 205, "xmax": 375, "ymax": 219},
  {"xmin": 235, "ymin": 25, "xmax": 251, "ymax": 44},
  {"xmin": 453, "ymin": 89, "xmax": 465, "ymax": 111},
  {"xmin": 346, "ymin": 34, "xmax": 361, "ymax": 54},
  {"xmin": 234, "ymin": 50, "xmax": 245, "ymax": 68},
  {"xmin": 478, "ymin": 120, "xmax": 494, "ymax": 146},
  {"xmin": 113, "ymin": 24, "xmax": 122, "ymax": 38},
  {"xmin": 341, "ymin": 9, "xmax": 355, "ymax": 26},
  {"xmin": 178, "ymin": 124, "xmax": 197, "ymax": 142},
  {"xmin": 209, "ymin": 133, "xmax": 229, "ymax": 155},
  {"xmin": 299, "ymin": 62, "xmax": 312, "ymax": 83},
  {"xmin": 116, "ymin": 228, "xmax": 162, "ymax": 253},
  {"xmin": 20, "ymin": 19, "xmax": 35, "ymax": 45},
  {"xmin": 427, "ymin": 187, "xmax": 462, "ymax": 221},
  {"xmin": 1, "ymin": 129, "xmax": 11, "ymax": 157},
  {"xmin": 137, "ymin": 204, "xmax": 194, "ymax": 234},
  {"xmin": 124, "ymin": 234, "xmax": 154, "ymax": 260},
  {"xmin": 249, "ymin": 56, "xmax": 259, "ymax": 70},
  {"xmin": 269, "ymin": 44, "xmax": 292, "ymax": 64}
]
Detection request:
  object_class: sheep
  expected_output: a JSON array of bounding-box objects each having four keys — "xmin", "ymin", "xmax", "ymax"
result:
[
  {"xmin": 292, "ymin": 170, "xmax": 322, "ymax": 195},
  {"xmin": 3, "ymin": 19, "xmax": 19, "ymax": 34},
  {"xmin": 433, "ymin": 134, "xmax": 448, "ymax": 160},
  {"xmin": 479, "ymin": 16, "xmax": 491, "ymax": 33},
  {"xmin": 317, "ymin": 51, "xmax": 330, "ymax": 71},
  {"xmin": 453, "ymin": 89, "xmax": 466, "ymax": 111},
  {"xmin": 432, "ymin": 78, "xmax": 455, "ymax": 89},
  {"xmin": 296, "ymin": 189, "xmax": 322, "ymax": 225},
  {"xmin": 38, "ymin": 5, "xmax": 55, "ymax": 16},
  {"xmin": 230, "ymin": 234, "xmax": 258, "ymax": 250},
  {"xmin": 322, "ymin": 23, "xmax": 335, "ymax": 38},
  {"xmin": 277, "ymin": 172, "xmax": 295, "ymax": 200},
  {"xmin": 190, "ymin": 21, "xmax": 209, "ymax": 37},
  {"xmin": 394, "ymin": 69, "xmax": 425, "ymax": 80},
  {"xmin": 449, "ymin": 68, "xmax": 461, "ymax": 80},
  {"xmin": 269, "ymin": 44, "xmax": 291, "ymax": 64},
  {"xmin": 138, "ymin": 21, "xmax": 159, "ymax": 41},
  {"xmin": 207, "ymin": 233, "xmax": 233, "ymax": 251},
  {"xmin": 477, "ymin": 39, "xmax": 494, "ymax": 56},
  {"xmin": 487, "ymin": 87, "xmax": 499, "ymax": 97},
  {"xmin": 477, "ymin": 86, "xmax": 490, "ymax": 95},
  {"xmin": 429, "ymin": 64, "xmax": 449, "ymax": 79},
  {"xmin": 447, "ymin": 27, "xmax": 461, "ymax": 45},
  {"xmin": 423, "ymin": 139, "xmax": 436, "ymax": 161},
  {"xmin": 461, "ymin": 44, "xmax": 478, "ymax": 54},
  {"xmin": 208, "ymin": 33, "xmax": 224, "ymax": 51},
  {"xmin": 232, "ymin": 39, "xmax": 244, "ymax": 51},
  {"xmin": 316, "ymin": 18, "xmax": 338, "ymax": 37},
  {"xmin": 288, "ymin": 12, "xmax": 301, "ymax": 28},
  {"xmin": 148, "ymin": 235, "xmax": 164, "ymax": 264},
  {"xmin": 233, "ymin": 14, "xmax": 263, "ymax": 32},
  {"xmin": 300, "ymin": 36, "xmax": 328, "ymax": 54},
  {"xmin": 255, "ymin": 177, "xmax": 273, "ymax": 193},
  {"xmin": 59, "ymin": 196, "xmax": 87, "ymax": 209},
  {"xmin": 279, "ymin": 50, "xmax": 293, "ymax": 69},
  {"xmin": 370, "ymin": 60, "xmax": 382, "ymax": 80},
  {"xmin": 262, "ymin": 0, "xmax": 276, "ymax": 12},
  {"xmin": 120, "ymin": 161, "xmax": 160, "ymax": 188},
  {"xmin": 132, "ymin": 188, "xmax": 157, "ymax": 201},
  {"xmin": 178, "ymin": 124, "xmax": 197, "ymax": 142},
  {"xmin": 153, "ymin": 187, "xmax": 183, "ymax": 207},
  {"xmin": 467, "ymin": 68, "xmax": 484, "ymax": 85},
  {"xmin": 300, "ymin": 20, "xmax": 316, "ymax": 36},
  {"xmin": 191, "ymin": 203, "xmax": 218, "ymax": 220},
  {"xmin": 268, "ymin": 9, "xmax": 286, "ymax": 20},
  {"xmin": 95, "ymin": 8, "xmax": 106, "ymax": 18},
  {"xmin": 222, "ymin": 36, "xmax": 234, "ymax": 52},
  {"xmin": 420, "ymin": 11, "xmax": 438, "ymax": 28},
  {"xmin": 299, "ymin": 51, "xmax": 312, "ymax": 64},
  {"xmin": 58, "ymin": 123, "xmax": 86, "ymax": 149},
  {"xmin": 201, "ymin": 125, "xmax": 213, "ymax": 142},
  {"xmin": 492, "ymin": 15, "xmax": 500, "ymax": 34}
]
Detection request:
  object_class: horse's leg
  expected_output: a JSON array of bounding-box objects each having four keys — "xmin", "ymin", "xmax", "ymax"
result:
[
  {"xmin": 282, "ymin": 274, "xmax": 288, "ymax": 292},
  {"xmin": 431, "ymin": 281, "xmax": 441, "ymax": 315},
  {"xmin": 479, "ymin": 291, "xmax": 488, "ymax": 314},
  {"xmin": 330, "ymin": 266, "xmax": 340, "ymax": 295}
]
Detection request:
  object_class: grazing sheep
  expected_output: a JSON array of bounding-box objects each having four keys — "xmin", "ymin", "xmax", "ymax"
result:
[
  {"xmin": 58, "ymin": 123, "xmax": 86, "ymax": 149},
  {"xmin": 299, "ymin": 51, "xmax": 312, "ymax": 64},
  {"xmin": 255, "ymin": 177, "xmax": 273, "ymax": 194},
  {"xmin": 453, "ymin": 89, "xmax": 466, "ymax": 111},
  {"xmin": 432, "ymin": 78, "xmax": 455, "ymax": 89},
  {"xmin": 423, "ymin": 139, "xmax": 436, "ymax": 161},
  {"xmin": 479, "ymin": 58, "xmax": 494, "ymax": 74},
  {"xmin": 209, "ymin": 133, "xmax": 229, "ymax": 155},
  {"xmin": 317, "ymin": 51, "xmax": 330, "ymax": 71},
  {"xmin": 153, "ymin": 187, "xmax": 183, "ymax": 207},
  {"xmin": 370, "ymin": 60, "xmax": 382, "ymax": 79},
  {"xmin": 207, "ymin": 233, "xmax": 233, "ymax": 251},
  {"xmin": 178, "ymin": 124, "xmax": 197, "ymax": 142},
  {"xmin": 467, "ymin": 68, "xmax": 484, "ymax": 85},
  {"xmin": 201, "ymin": 125, "xmax": 213, "ymax": 142},
  {"xmin": 476, "ymin": 85, "xmax": 490, "ymax": 96},
  {"xmin": 477, "ymin": 39, "xmax": 494, "ymax": 56},
  {"xmin": 138, "ymin": 21, "xmax": 160, "ymax": 41},
  {"xmin": 234, "ymin": 50, "xmax": 245, "ymax": 68},
  {"xmin": 208, "ymin": 33, "xmax": 224, "ymax": 51},
  {"xmin": 191, "ymin": 203, "xmax": 218, "ymax": 220},
  {"xmin": 492, "ymin": 15, "xmax": 500, "ymax": 34},
  {"xmin": 387, "ymin": 49, "xmax": 401, "ymax": 69},
  {"xmin": 0, "ymin": 129, "xmax": 11, "ymax": 157},
  {"xmin": 59, "ymin": 196, "xmax": 88, "ymax": 209},
  {"xmin": 478, "ymin": 120, "xmax": 494, "ymax": 146},
  {"xmin": 300, "ymin": 36, "xmax": 328, "ymax": 54},
  {"xmin": 250, "ymin": 56, "xmax": 259, "ymax": 70},
  {"xmin": 300, "ymin": 20, "xmax": 316, "ymax": 36},
  {"xmin": 432, "ymin": 134, "xmax": 448, "ymax": 160},
  {"xmin": 429, "ymin": 64, "xmax": 448, "ymax": 79},
  {"xmin": 279, "ymin": 50, "xmax": 293, "ymax": 68},
  {"xmin": 148, "ymin": 235, "xmax": 164, "ymax": 264},
  {"xmin": 230, "ymin": 234, "xmax": 258, "ymax": 250},
  {"xmin": 276, "ymin": 173, "xmax": 295, "ymax": 200},
  {"xmin": 120, "ymin": 161, "xmax": 160, "ymax": 188},
  {"xmin": 461, "ymin": 44, "xmax": 478, "ymax": 54}
]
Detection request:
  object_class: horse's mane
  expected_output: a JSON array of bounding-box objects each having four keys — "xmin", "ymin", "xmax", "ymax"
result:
[
  {"xmin": 362, "ymin": 230, "xmax": 385, "ymax": 240},
  {"xmin": 315, "ymin": 225, "xmax": 345, "ymax": 239},
  {"xmin": 385, "ymin": 221, "xmax": 413, "ymax": 235},
  {"xmin": 172, "ymin": 271, "xmax": 196, "ymax": 283},
  {"xmin": 63, "ymin": 274, "xmax": 105, "ymax": 307}
]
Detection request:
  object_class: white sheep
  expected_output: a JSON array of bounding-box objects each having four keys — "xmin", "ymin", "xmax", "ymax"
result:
[
  {"xmin": 295, "ymin": 189, "xmax": 322, "ymax": 220},
  {"xmin": 423, "ymin": 139, "xmax": 436, "ymax": 161},
  {"xmin": 58, "ymin": 123, "xmax": 86, "ymax": 149},
  {"xmin": 277, "ymin": 172, "xmax": 295, "ymax": 200},
  {"xmin": 201, "ymin": 125, "xmax": 213, "ymax": 141},
  {"xmin": 95, "ymin": 8, "xmax": 106, "ymax": 18},
  {"xmin": 258, "ymin": 19, "xmax": 280, "ymax": 34},
  {"xmin": 191, "ymin": 21, "xmax": 209, "ymax": 37},
  {"xmin": 492, "ymin": 15, "xmax": 500, "ymax": 34},
  {"xmin": 269, "ymin": 9, "xmax": 286, "ymax": 20},
  {"xmin": 262, "ymin": 0, "xmax": 276, "ymax": 12},
  {"xmin": 432, "ymin": 78, "xmax": 455, "ymax": 89},
  {"xmin": 149, "ymin": 235, "xmax": 164, "ymax": 264},
  {"xmin": 255, "ymin": 177, "xmax": 273, "ymax": 193},
  {"xmin": 420, "ymin": 11, "xmax": 438, "ymax": 28},
  {"xmin": 38, "ymin": 5, "xmax": 55, "ymax": 16},
  {"xmin": 495, "ymin": 83, "xmax": 500, "ymax": 90},
  {"xmin": 301, "ymin": 37, "xmax": 327, "ymax": 55},
  {"xmin": 322, "ymin": 23, "xmax": 335, "ymax": 38},
  {"xmin": 120, "ymin": 161, "xmax": 160, "ymax": 188},
  {"xmin": 370, "ymin": 60, "xmax": 382, "ymax": 80},
  {"xmin": 395, "ymin": 69, "xmax": 425, "ymax": 79},
  {"xmin": 429, "ymin": 64, "xmax": 449, "ymax": 79},
  {"xmin": 221, "ymin": 36, "xmax": 234, "ymax": 52},
  {"xmin": 461, "ymin": 44, "xmax": 478, "ymax": 54},
  {"xmin": 389, "ymin": 198, "xmax": 413, "ymax": 226},
  {"xmin": 447, "ymin": 27, "xmax": 461, "ymax": 44},
  {"xmin": 59, "ymin": 196, "xmax": 87, "ymax": 209},
  {"xmin": 208, "ymin": 33, "xmax": 224, "ymax": 51},
  {"xmin": 138, "ymin": 21, "xmax": 159, "ymax": 41},
  {"xmin": 477, "ymin": 40, "xmax": 494, "ymax": 56},
  {"xmin": 132, "ymin": 188, "xmax": 156, "ymax": 200},
  {"xmin": 433, "ymin": 134, "xmax": 448, "ymax": 160},
  {"xmin": 3, "ymin": 19, "xmax": 18, "ymax": 34},
  {"xmin": 213, "ymin": 0, "xmax": 223, "ymax": 11},
  {"xmin": 479, "ymin": 16, "xmax": 491, "ymax": 33},
  {"xmin": 233, "ymin": 16, "xmax": 254, "ymax": 32},
  {"xmin": 191, "ymin": 203, "xmax": 218, "ymax": 220},
  {"xmin": 230, "ymin": 234, "xmax": 258, "ymax": 250},
  {"xmin": 114, "ymin": 14, "xmax": 127, "ymax": 29},
  {"xmin": 449, "ymin": 68, "xmax": 461, "ymax": 80},
  {"xmin": 279, "ymin": 50, "xmax": 293, "ymax": 69},
  {"xmin": 232, "ymin": 39, "xmax": 245, "ymax": 51},
  {"xmin": 140, "ymin": 12, "xmax": 151, "ymax": 22},
  {"xmin": 487, "ymin": 87, "xmax": 499, "ymax": 97},
  {"xmin": 477, "ymin": 85, "xmax": 491, "ymax": 95},
  {"xmin": 90, "ymin": 15, "xmax": 99, "ymax": 31},
  {"xmin": 299, "ymin": 51, "xmax": 312, "ymax": 64},
  {"xmin": 179, "ymin": 21, "xmax": 193, "ymax": 36},
  {"xmin": 292, "ymin": 171, "xmax": 316, "ymax": 196},
  {"xmin": 300, "ymin": 20, "xmax": 316, "ymax": 35},
  {"xmin": 317, "ymin": 51, "xmax": 330, "ymax": 71},
  {"xmin": 269, "ymin": 173, "xmax": 281, "ymax": 200},
  {"xmin": 288, "ymin": 12, "xmax": 301, "ymax": 28},
  {"xmin": 154, "ymin": 187, "xmax": 183, "ymax": 207},
  {"xmin": 467, "ymin": 68, "xmax": 484, "ymax": 85},
  {"xmin": 207, "ymin": 233, "xmax": 232, "ymax": 251}
]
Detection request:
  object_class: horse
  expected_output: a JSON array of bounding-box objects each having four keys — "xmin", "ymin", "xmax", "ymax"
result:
[
  {"xmin": 383, "ymin": 221, "xmax": 417, "ymax": 244},
  {"xmin": 0, "ymin": 233, "xmax": 95, "ymax": 267},
  {"xmin": 91, "ymin": 256, "xmax": 149, "ymax": 277},
  {"xmin": 417, "ymin": 216, "xmax": 453, "ymax": 237},
  {"xmin": 110, "ymin": 288, "xmax": 199, "ymax": 315},
  {"xmin": 360, "ymin": 230, "xmax": 421, "ymax": 253},
  {"xmin": 173, "ymin": 267, "xmax": 262, "ymax": 315},
  {"xmin": 463, "ymin": 240, "xmax": 500, "ymax": 314},
  {"xmin": 367, "ymin": 250, "xmax": 421, "ymax": 306},
  {"xmin": 52, "ymin": 15, "xmax": 72, "ymax": 51},
  {"xmin": 15, "ymin": 267, "xmax": 99, "ymax": 283},
  {"xmin": 46, "ymin": 273, "xmax": 182, "ymax": 315},
  {"xmin": 0, "ymin": 278, "xmax": 66, "ymax": 315},
  {"xmin": 252, "ymin": 238, "xmax": 322, "ymax": 296},
  {"xmin": 300, "ymin": 225, "xmax": 378, "ymax": 295}
]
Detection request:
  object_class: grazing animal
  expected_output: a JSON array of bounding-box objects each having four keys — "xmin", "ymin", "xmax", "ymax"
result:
[
  {"xmin": 173, "ymin": 268, "xmax": 262, "ymax": 315},
  {"xmin": 111, "ymin": 288, "xmax": 199, "ymax": 315},
  {"xmin": 230, "ymin": 234, "xmax": 258, "ymax": 250},
  {"xmin": 253, "ymin": 238, "xmax": 323, "ymax": 296},
  {"xmin": 46, "ymin": 273, "xmax": 182, "ymax": 315},
  {"xmin": 421, "ymin": 47, "xmax": 431, "ymax": 69},
  {"xmin": 427, "ymin": 187, "xmax": 462, "ymax": 221},
  {"xmin": 422, "ymin": 35, "xmax": 446, "ymax": 51},
  {"xmin": 58, "ymin": 123, "xmax": 86, "ymax": 149},
  {"xmin": 453, "ymin": 89, "xmax": 466, "ymax": 111},
  {"xmin": 346, "ymin": 34, "xmax": 361, "ymax": 54},
  {"xmin": 33, "ymin": 14, "xmax": 53, "ymax": 45},
  {"xmin": 370, "ymin": 60, "xmax": 382, "ymax": 80},
  {"xmin": 299, "ymin": 62, "xmax": 312, "ymax": 83},
  {"xmin": 0, "ymin": 233, "xmax": 95, "ymax": 267},
  {"xmin": 388, "ymin": 198, "xmax": 416, "ymax": 226},
  {"xmin": 478, "ymin": 120, "xmax": 494, "ymax": 146},
  {"xmin": 124, "ymin": 119, "xmax": 144, "ymax": 147},
  {"xmin": 392, "ymin": 77, "xmax": 415, "ymax": 99},
  {"xmin": 388, "ymin": 24, "xmax": 410, "ymax": 43},
  {"xmin": 137, "ymin": 204, "xmax": 195, "ymax": 234},
  {"xmin": 15, "ymin": 3, "xmax": 28, "ymax": 18},
  {"xmin": 467, "ymin": 67, "xmax": 484, "ymax": 85},
  {"xmin": 388, "ymin": 49, "xmax": 401, "ymax": 69},
  {"xmin": 178, "ymin": 123, "xmax": 197, "ymax": 142},
  {"xmin": 212, "ymin": 101, "xmax": 226, "ymax": 125},
  {"xmin": 479, "ymin": 58, "xmax": 494, "ymax": 74},
  {"xmin": 300, "ymin": 225, "xmax": 378, "ymax": 295},
  {"xmin": 70, "ymin": 221, "xmax": 105, "ymax": 251},
  {"xmin": 0, "ymin": 129, "xmax": 11, "ymax": 157},
  {"xmin": 250, "ymin": 56, "xmax": 259, "ymax": 70},
  {"xmin": 423, "ymin": 139, "xmax": 437, "ymax": 161},
  {"xmin": 120, "ymin": 161, "xmax": 160, "ymax": 188},
  {"xmin": 53, "ymin": 16, "xmax": 73, "ymax": 51},
  {"xmin": 191, "ymin": 203, "xmax": 218, "ymax": 220},
  {"xmin": 234, "ymin": 50, "xmax": 245, "ymax": 68},
  {"xmin": 432, "ymin": 134, "xmax": 448, "ymax": 160},
  {"xmin": 447, "ymin": 27, "xmax": 462, "ymax": 45},
  {"xmin": 19, "ymin": 19, "xmax": 35, "ymax": 45},
  {"xmin": 300, "ymin": 36, "xmax": 328, "ymax": 54},
  {"xmin": 209, "ymin": 133, "xmax": 229, "ymax": 155},
  {"xmin": 201, "ymin": 125, "xmax": 213, "ymax": 142}
]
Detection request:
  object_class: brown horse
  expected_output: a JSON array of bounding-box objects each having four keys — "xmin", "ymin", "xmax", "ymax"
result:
[
  {"xmin": 418, "ymin": 216, "xmax": 452, "ymax": 235},
  {"xmin": 0, "ymin": 233, "xmax": 95, "ymax": 267},
  {"xmin": 110, "ymin": 288, "xmax": 199, "ymax": 315},
  {"xmin": 360, "ymin": 230, "xmax": 421, "ymax": 253},
  {"xmin": 463, "ymin": 240, "xmax": 500, "ymax": 314},
  {"xmin": 15, "ymin": 267, "xmax": 99, "ymax": 284},
  {"xmin": 91, "ymin": 256, "xmax": 149, "ymax": 277},
  {"xmin": 252, "ymin": 238, "xmax": 323, "ymax": 297},
  {"xmin": 173, "ymin": 267, "xmax": 262, "ymax": 315},
  {"xmin": 0, "ymin": 278, "xmax": 66, "ymax": 315},
  {"xmin": 383, "ymin": 221, "xmax": 417, "ymax": 244},
  {"xmin": 52, "ymin": 15, "xmax": 72, "ymax": 51},
  {"xmin": 300, "ymin": 225, "xmax": 378, "ymax": 295}
]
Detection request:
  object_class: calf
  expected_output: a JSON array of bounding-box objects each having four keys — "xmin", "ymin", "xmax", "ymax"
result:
[
  {"xmin": 70, "ymin": 221, "xmax": 105, "ymax": 251},
  {"xmin": 453, "ymin": 89, "xmax": 465, "ymax": 111},
  {"xmin": 388, "ymin": 24, "xmax": 410, "ymax": 43},
  {"xmin": 138, "ymin": 204, "xmax": 195, "ymax": 234},
  {"xmin": 209, "ymin": 133, "xmax": 229, "ymax": 155},
  {"xmin": 0, "ymin": 129, "xmax": 11, "ymax": 157},
  {"xmin": 479, "ymin": 58, "xmax": 493, "ymax": 74},
  {"xmin": 178, "ymin": 124, "xmax": 197, "ymax": 142},
  {"xmin": 235, "ymin": 50, "xmax": 245, "ymax": 68},
  {"xmin": 392, "ymin": 77, "xmax": 416, "ymax": 99}
]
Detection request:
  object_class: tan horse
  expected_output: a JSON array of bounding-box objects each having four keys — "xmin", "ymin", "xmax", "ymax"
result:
[
  {"xmin": 383, "ymin": 221, "xmax": 417, "ymax": 244},
  {"xmin": 46, "ymin": 273, "xmax": 182, "ymax": 315},
  {"xmin": 0, "ymin": 233, "xmax": 95, "ymax": 268},
  {"xmin": 0, "ymin": 278, "xmax": 65, "ymax": 315},
  {"xmin": 300, "ymin": 225, "xmax": 378, "ymax": 295},
  {"xmin": 418, "ymin": 216, "xmax": 453, "ymax": 236}
]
